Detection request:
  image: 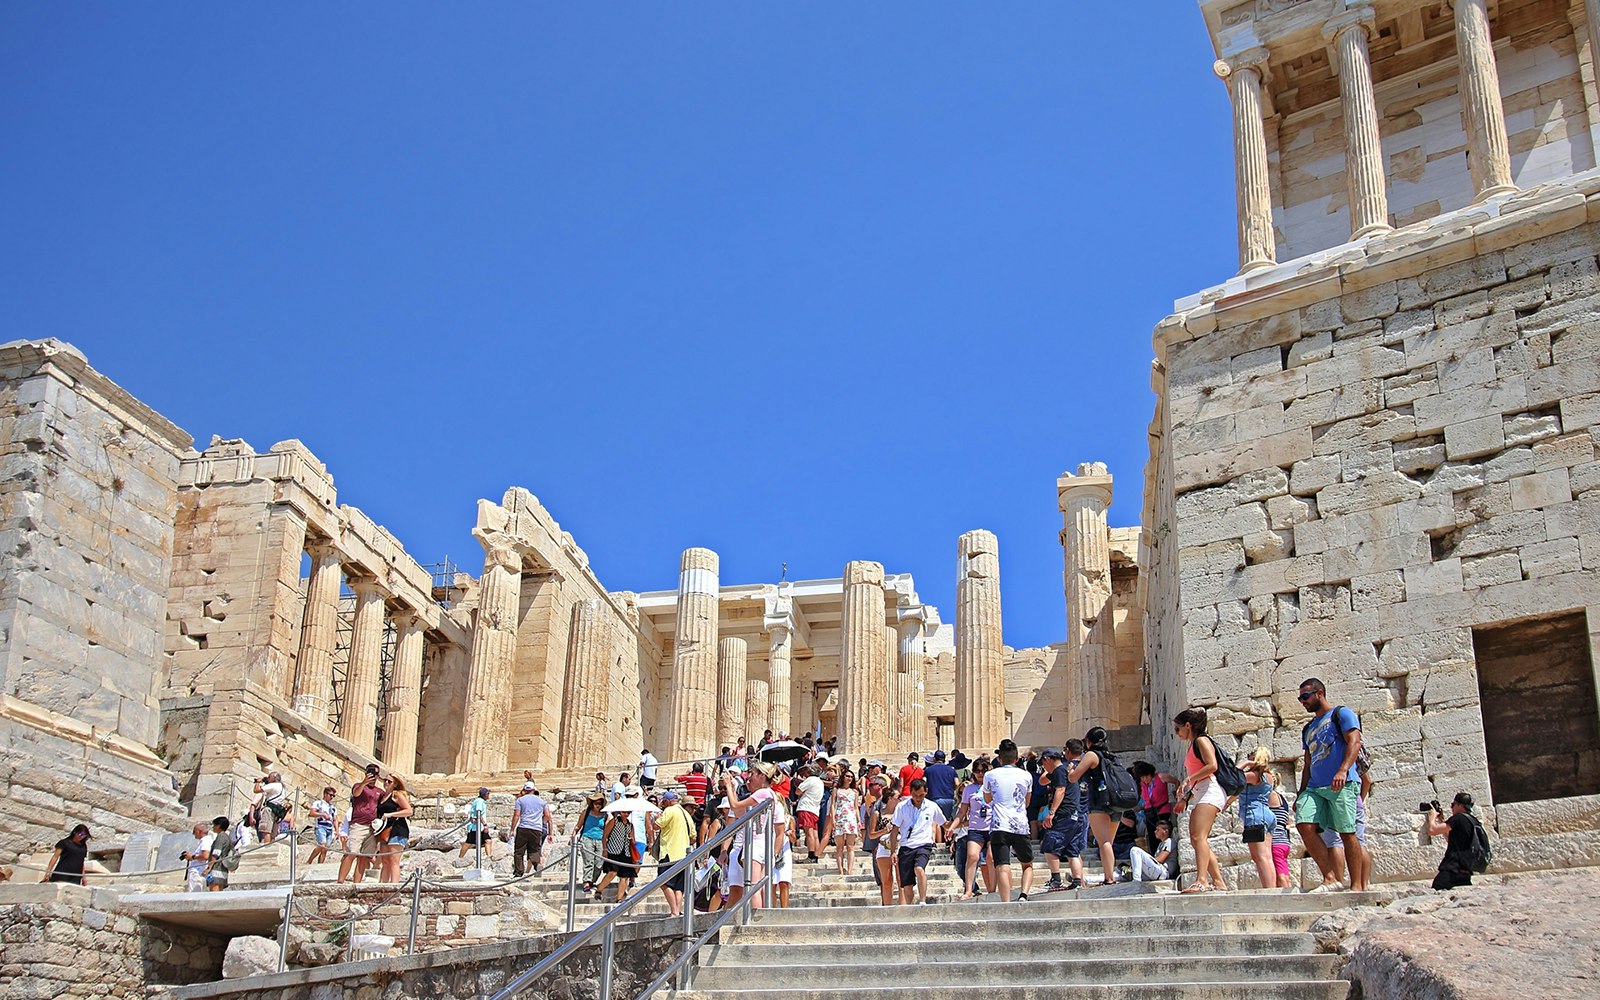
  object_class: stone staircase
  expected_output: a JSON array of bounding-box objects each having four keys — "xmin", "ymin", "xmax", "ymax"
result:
[{"xmin": 675, "ymin": 890, "xmax": 1382, "ymax": 1000}]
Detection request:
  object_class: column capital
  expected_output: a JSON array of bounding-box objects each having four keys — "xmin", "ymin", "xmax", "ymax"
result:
[
  {"xmin": 481, "ymin": 540, "xmax": 522, "ymax": 574},
  {"xmin": 1322, "ymin": 4, "xmax": 1377, "ymax": 50},
  {"xmin": 1058, "ymin": 463, "xmax": 1114, "ymax": 510},
  {"xmin": 843, "ymin": 560, "xmax": 885, "ymax": 588},
  {"xmin": 390, "ymin": 607, "xmax": 425, "ymax": 631},
  {"xmin": 347, "ymin": 577, "xmax": 390, "ymax": 600},
  {"xmin": 1215, "ymin": 46, "xmax": 1271, "ymax": 81},
  {"xmin": 307, "ymin": 539, "xmax": 341, "ymax": 563}
]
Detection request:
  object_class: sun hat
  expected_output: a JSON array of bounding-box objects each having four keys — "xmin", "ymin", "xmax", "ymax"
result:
[{"xmin": 522, "ymin": 781, "xmax": 537, "ymax": 791}]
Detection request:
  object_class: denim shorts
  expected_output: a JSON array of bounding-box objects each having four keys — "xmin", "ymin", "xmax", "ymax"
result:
[
  {"xmin": 386, "ymin": 835, "xmax": 410, "ymax": 848},
  {"xmin": 314, "ymin": 825, "xmax": 335, "ymax": 846}
]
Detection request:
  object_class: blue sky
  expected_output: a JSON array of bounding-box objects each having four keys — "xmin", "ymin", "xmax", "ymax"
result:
[{"xmin": 1, "ymin": 6, "xmax": 1237, "ymax": 649}]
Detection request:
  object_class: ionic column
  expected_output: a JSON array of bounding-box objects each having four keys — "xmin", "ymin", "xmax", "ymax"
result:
[
  {"xmin": 338, "ymin": 579, "xmax": 388, "ymax": 754},
  {"xmin": 666, "ymin": 548, "xmax": 719, "ymax": 762},
  {"xmin": 1215, "ymin": 48, "xmax": 1277, "ymax": 272},
  {"xmin": 1059, "ymin": 463, "xmax": 1118, "ymax": 732},
  {"xmin": 1450, "ymin": 0, "xmax": 1516, "ymax": 199},
  {"xmin": 1325, "ymin": 6, "xmax": 1391, "ymax": 238},
  {"xmin": 717, "ymin": 637, "xmax": 749, "ymax": 748},
  {"xmin": 839, "ymin": 561, "xmax": 888, "ymax": 755},
  {"xmin": 381, "ymin": 610, "xmax": 425, "ymax": 773},
  {"xmin": 557, "ymin": 598, "xmax": 611, "ymax": 767},
  {"xmin": 745, "ymin": 679, "xmax": 770, "ymax": 740},
  {"xmin": 291, "ymin": 542, "xmax": 342, "ymax": 727},
  {"xmin": 766, "ymin": 624, "xmax": 793, "ymax": 736},
  {"xmin": 454, "ymin": 540, "xmax": 523, "ymax": 772},
  {"xmin": 955, "ymin": 531, "xmax": 1005, "ymax": 750}
]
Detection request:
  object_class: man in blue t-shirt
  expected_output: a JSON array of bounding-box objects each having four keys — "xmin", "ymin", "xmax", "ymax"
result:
[
  {"xmin": 1294, "ymin": 677, "xmax": 1370, "ymax": 892},
  {"xmin": 922, "ymin": 750, "xmax": 958, "ymax": 824},
  {"xmin": 511, "ymin": 782, "xmax": 554, "ymax": 878}
]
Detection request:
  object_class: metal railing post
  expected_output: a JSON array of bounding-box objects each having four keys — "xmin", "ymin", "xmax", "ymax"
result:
[
  {"xmin": 276, "ymin": 886, "xmax": 293, "ymax": 972},
  {"xmin": 763, "ymin": 802, "xmax": 776, "ymax": 909},
  {"xmin": 598, "ymin": 923, "xmax": 615, "ymax": 1000},
  {"xmin": 407, "ymin": 872, "xmax": 422, "ymax": 955},
  {"xmin": 678, "ymin": 853, "xmax": 695, "ymax": 991},
  {"xmin": 565, "ymin": 837, "xmax": 579, "ymax": 932}
]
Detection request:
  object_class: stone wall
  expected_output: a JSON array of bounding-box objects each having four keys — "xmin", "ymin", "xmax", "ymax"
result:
[
  {"xmin": 292, "ymin": 880, "xmax": 556, "ymax": 952},
  {"xmin": 1144, "ymin": 173, "xmax": 1600, "ymax": 880}
]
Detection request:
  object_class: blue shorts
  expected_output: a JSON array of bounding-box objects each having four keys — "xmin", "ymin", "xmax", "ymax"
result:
[
  {"xmin": 205, "ymin": 871, "xmax": 229, "ymax": 887},
  {"xmin": 965, "ymin": 830, "xmax": 991, "ymax": 847},
  {"xmin": 386, "ymin": 836, "xmax": 409, "ymax": 848},
  {"xmin": 314, "ymin": 825, "xmax": 335, "ymax": 846},
  {"xmin": 1041, "ymin": 822, "xmax": 1084, "ymax": 859}
]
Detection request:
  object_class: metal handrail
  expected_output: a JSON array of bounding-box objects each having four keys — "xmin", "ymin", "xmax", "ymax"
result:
[{"xmin": 484, "ymin": 797, "xmax": 780, "ymax": 1000}]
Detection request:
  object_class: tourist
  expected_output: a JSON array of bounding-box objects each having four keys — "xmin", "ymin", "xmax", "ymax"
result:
[
  {"xmin": 1067, "ymin": 727, "xmax": 1124, "ymax": 886},
  {"xmin": 655, "ymin": 790, "xmax": 695, "ymax": 917},
  {"xmin": 339, "ymin": 763, "xmax": 384, "ymax": 884},
  {"xmin": 1319, "ymin": 756, "xmax": 1373, "ymax": 889},
  {"xmin": 180, "ymin": 821, "xmax": 212, "ymax": 892},
  {"xmin": 951, "ymin": 756, "xmax": 996, "ymax": 899},
  {"xmin": 595, "ymin": 772, "xmax": 610, "ymax": 800},
  {"xmin": 1131, "ymin": 761, "xmax": 1175, "ymax": 851},
  {"xmin": 868, "ymin": 781, "xmax": 900, "ymax": 905},
  {"xmin": 575, "ymin": 793, "xmax": 606, "ymax": 891},
  {"xmin": 773, "ymin": 814, "xmax": 794, "ymax": 908},
  {"xmin": 375, "ymin": 773, "xmax": 413, "ymax": 883},
  {"xmin": 1269, "ymin": 773, "xmax": 1295, "ymax": 889},
  {"xmin": 795, "ymin": 764, "xmax": 825, "ymax": 863},
  {"xmin": 983, "ymin": 738, "xmax": 1036, "ymax": 902},
  {"xmin": 676, "ymin": 761, "xmax": 711, "ymax": 825},
  {"xmin": 924, "ymin": 750, "xmax": 957, "ymax": 825},
  {"xmin": 1026, "ymin": 751, "xmax": 1047, "ymax": 839},
  {"xmin": 1173, "ymin": 708, "xmax": 1228, "ymax": 893},
  {"xmin": 459, "ymin": 787, "xmax": 493, "ymax": 861},
  {"xmin": 593, "ymin": 806, "xmax": 637, "ymax": 903},
  {"xmin": 1294, "ymin": 678, "xmax": 1370, "ymax": 892},
  {"xmin": 1040, "ymin": 744, "xmax": 1086, "ymax": 891},
  {"xmin": 1426, "ymin": 792, "xmax": 1482, "ymax": 890},
  {"xmin": 613, "ymin": 772, "xmax": 631, "ymax": 801},
  {"xmin": 511, "ymin": 780, "xmax": 553, "ymax": 877},
  {"xmin": 253, "ymin": 771, "xmax": 287, "ymax": 844},
  {"xmin": 1239, "ymin": 748, "xmax": 1278, "ymax": 890},
  {"xmin": 890, "ymin": 777, "xmax": 946, "ymax": 905},
  {"xmin": 308, "ymin": 786, "xmax": 338, "ymax": 865},
  {"xmin": 692, "ymin": 850, "xmax": 724, "ymax": 912},
  {"xmin": 639, "ymin": 748, "xmax": 659, "ymax": 790},
  {"xmin": 1127, "ymin": 817, "xmax": 1175, "ymax": 882},
  {"xmin": 723, "ymin": 761, "xmax": 786, "ymax": 909},
  {"xmin": 831, "ymin": 769, "xmax": 862, "ymax": 875},
  {"xmin": 203, "ymin": 817, "xmax": 236, "ymax": 891},
  {"xmin": 899, "ymin": 752, "xmax": 924, "ymax": 792}
]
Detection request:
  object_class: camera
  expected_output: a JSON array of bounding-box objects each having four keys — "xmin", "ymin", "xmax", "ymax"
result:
[{"xmin": 1418, "ymin": 799, "xmax": 1442, "ymax": 814}]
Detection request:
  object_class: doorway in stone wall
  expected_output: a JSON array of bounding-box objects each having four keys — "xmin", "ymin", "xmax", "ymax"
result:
[{"xmin": 1472, "ymin": 610, "xmax": 1600, "ymax": 803}]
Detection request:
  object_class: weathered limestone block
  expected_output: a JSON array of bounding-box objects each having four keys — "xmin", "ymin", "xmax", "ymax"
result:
[{"xmin": 222, "ymin": 935, "xmax": 280, "ymax": 979}]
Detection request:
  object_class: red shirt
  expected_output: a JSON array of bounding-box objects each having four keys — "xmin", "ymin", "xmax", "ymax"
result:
[
  {"xmin": 899, "ymin": 765, "xmax": 924, "ymax": 789},
  {"xmin": 677, "ymin": 773, "xmax": 710, "ymax": 805}
]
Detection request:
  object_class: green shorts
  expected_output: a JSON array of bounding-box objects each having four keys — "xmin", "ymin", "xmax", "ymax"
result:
[{"xmin": 1294, "ymin": 784, "xmax": 1357, "ymax": 835}]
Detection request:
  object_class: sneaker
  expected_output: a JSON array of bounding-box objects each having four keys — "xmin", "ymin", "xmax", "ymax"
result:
[
  {"xmin": 1017, "ymin": 893, "xmax": 1029, "ymax": 903},
  {"xmin": 1064, "ymin": 875, "xmax": 1083, "ymax": 890},
  {"xmin": 1044, "ymin": 876, "xmax": 1064, "ymax": 891},
  {"xmin": 1307, "ymin": 882, "xmax": 1340, "ymax": 894}
]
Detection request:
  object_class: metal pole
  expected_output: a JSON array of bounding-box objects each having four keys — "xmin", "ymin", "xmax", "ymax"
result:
[
  {"xmin": 277, "ymin": 886, "xmax": 293, "ymax": 972},
  {"xmin": 765, "ymin": 799, "xmax": 776, "ymax": 910},
  {"xmin": 475, "ymin": 805, "xmax": 484, "ymax": 875},
  {"xmin": 678, "ymin": 850, "xmax": 695, "ymax": 991},
  {"xmin": 565, "ymin": 837, "xmax": 579, "ymax": 932},
  {"xmin": 407, "ymin": 872, "xmax": 422, "ymax": 955},
  {"xmin": 598, "ymin": 923, "xmax": 616, "ymax": 1000}
]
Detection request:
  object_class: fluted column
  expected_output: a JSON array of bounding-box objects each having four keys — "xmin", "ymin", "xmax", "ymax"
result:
[
  {"xmin": 455, "ymin": 540, "xmax": 523, "ymax": 772},
  {"xmin": 766, "ymin": 624, "xmax": 793, "ymax": 736},
  {"xmin": 717, "ymin": 637, "xmax": 749, "ymax": 748},
  {"xmin": 897, "ymin": 617, "xmax": 930, "ymax": 749},
  {"xmin": 338, "ymin": 579, "xmax": 388, "ymax": 754},
  {"xmin": 1059, "ymin": 463, "xmax": 1118, "ymax": 732},
  {"xmin": 745, "ymin": 679, "xmax": 770, "ymax": 740},
  {"xmin": 839, "ymin": 561, "xmax": 888, "ymax": 755},
  {"xmin": 955, "ymin": 531, "xmax": 1005, "ymax": 749},
  {"xmin": 291, "ymin": 542, "xmax": 342, "ymax": 727},
  {"xmin": 1587, "ymin": 1, "xmax": 1600, "ymax": 106},
  {"xmin": 558, "ymin": 598, "xmax": 611, "ymax": 767},
  {"xmin": 1325, "ymin": 6, "xmax": 1391, "ymax": 238},
  {"xmin": 1216, "ymin": 48, "xmax": 1276, "ymax": 272},
  {"xmin": 666, "ymin": 548, "xmax": 719, "ymax": 762},
  {"xmin": 381, "ymin": 610, "xmax": 425, "ymax": 773},
  {"xmin": 1451, "ymin": 0, "xmax": 1516, "ymax": 199}
]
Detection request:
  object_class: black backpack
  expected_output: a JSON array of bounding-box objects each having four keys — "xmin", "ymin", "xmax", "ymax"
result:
[
  {"xmin": 1203, "ymin": 736, "xmax": 1248, "ymax": 797},
  {"xmin": 1467, "ymin": 816, "xmax": 1493, "ymax": 874},
  {"xmin": 1097, "ymin": 750, "xmax": 1141, "ymax": 810}
]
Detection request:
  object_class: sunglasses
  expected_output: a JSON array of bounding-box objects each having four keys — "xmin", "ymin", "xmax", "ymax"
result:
[{"xmin": 1297, "ymin": 691, "xmax": 1316, "ymax": 702}]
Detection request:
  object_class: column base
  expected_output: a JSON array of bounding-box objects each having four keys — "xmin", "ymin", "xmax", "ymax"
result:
[
  {"xmin": 1239, "ymin": 256, "xmax": 1278, "ymax": 274},
  {"xmin": 1473, "ymin": 183, "xmax": 1518, "ymax": 203},
  {"xmin": 1351, "ymin": 222, "xmax": 1393, "ymax": 240}
]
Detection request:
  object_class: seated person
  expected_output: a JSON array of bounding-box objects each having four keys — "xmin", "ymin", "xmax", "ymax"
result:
[{"xmin": 1127, "ymin": 817, "xmax": 1176, "ymax": 882}]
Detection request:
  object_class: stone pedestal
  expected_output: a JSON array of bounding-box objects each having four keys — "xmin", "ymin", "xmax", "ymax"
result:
[
  {"xmin": 839, "ymin": 561, "xmax": 888, "ymax": 755},
  {"xmin": 455, "ymin": 541, "xmax": 522, "ymax": 772},
  {"xmin": 766, "ymin": 624, "xmax": 793, "ymax": 737},
  {"xmin": 558, "ymin": 598, "xmax": 610, "ymax": 767},
  {"xmin": 717, "ymin": 637, "xmax": 749, "ymax": 749},
  {"xmin": 1059, "ymin": 463, "xmax": 1118, "ymax": 732},
  {"xmin": 1217, "ymin": 48, "xmax": 1276, "ymax": 272},
  {"xmin": 338, "ymin": 579, "xmax": 388, "ymax": 755},
  {"xmin": 955, "ymin": 531, "xmax": 1005, "ymax": 750},
  {"xmin": 1452, "ymin": 0, "xmax": 1516, "ymax": 199},
  {"xmin": 666, "ymin": 548, "xmax": 719, "ymax": 763},
  {"xmin": 1326, "ymin": 7, "xmax": 1391, "ymax": 237},
  {"xmin": 291, "ymin": 543, "xmax": 342, "ymax": 727},
  {"xmin": 745, "ymin": 679, "xmax": 770, "ymax": 740},
  {"xmin": 381, "ymin": 610, "xmax": 425, "ymax": 773}
]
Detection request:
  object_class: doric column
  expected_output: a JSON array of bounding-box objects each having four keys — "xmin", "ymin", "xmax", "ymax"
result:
[
  {"xmin": 666, "ymin": 548, "xmax": 719, "ymax": 762},
  {"xmin": 338, "ymin": 579, "xmax": 388, "ymax": 754},
  {"xmin": 839, "ymin": 560, "xmax": 888, "ymax": 755},
  {"xmin": 881, "ymin": 622, "xmax": 901, "ymax": 748},
  {"xmin": 557, "ymin": 598, "xmax": 611, "ymax": 767},
  {"xmin": 1587, "ymin": 1, "xmax": 1600, "ymax": 105},
  {"xmin": 955, "ymin": 531, "xmax": 1005, "ymax": 750},
  {"xmin": 381, "ymin": 610, "xmax": 425, "ymax": 773},
  {"xmin": 1059, "ymin": 463, "xmax": 1119, "ymax": 732},
  {"xmin": 766, "ymin": 623, "xmax": 793, "ymax": 736},
  {"xmin": 1325, "ymin": 6, "xmax": 1391, "ymax": 238},
  {"xmin": 1450, "ymin": 0, "xmax": 1516, "ymax": 199},
  {"xmin": 717, "ymin": 637, "xmax": 749, "ymax": 748},
  {"xmin": 745, "ymin": 679, "xmax": 770, "ymax": 740},
  {"xmin": 1215, "ymin": 48, "xmax": 1277, "ymax": 272},
  {"xmin": 291, "ymin": 542, "xmax": 342, "ymax": 727},
  {"xmin": 454, "ymin": 540, "xmax": 522, "ymax": 772},
  {"xmin": 897, "ymin": 613, "xmax": 930, "ymax": 749}
]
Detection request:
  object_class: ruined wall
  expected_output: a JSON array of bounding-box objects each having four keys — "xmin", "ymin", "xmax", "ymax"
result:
[{"xmin": 1146, "ymin": 175, "xmax": 1600, "ymax": 878}]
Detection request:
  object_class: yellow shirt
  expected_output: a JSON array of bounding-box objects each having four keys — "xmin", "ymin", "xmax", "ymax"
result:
[{"xmin": 656, "ymin": 803, "xmax": 692, "ymax": 860}]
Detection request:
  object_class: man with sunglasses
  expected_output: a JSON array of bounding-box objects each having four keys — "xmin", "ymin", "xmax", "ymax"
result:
[{"xmin": 1294, "ymin": 677, "xmax": 1370, "ymax": 892}]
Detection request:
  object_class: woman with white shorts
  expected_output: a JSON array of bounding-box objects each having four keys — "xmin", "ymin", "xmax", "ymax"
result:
[{"xmin": 1173, "ymin": 707, "xmax": 1229, "ymax": 893}]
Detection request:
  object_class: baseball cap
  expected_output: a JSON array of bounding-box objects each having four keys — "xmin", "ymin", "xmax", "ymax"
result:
[
  {"xmin": 931, "ymin": 750, "xmax": 946, "ymax": 761},
  {"xmin": 1042, "ymin": 747, "xmax": 1064, "ymax": 760},
  {"xmin": 478, "ymin": 787, "xmax": 491, "ymax": 798},
  {"xmin": 662, "ymin": 790, "xmax": 679, "ymax": 801},
  {"xmin": 522, "ymin": 781, "xmax": 536, "ymax": 791}
]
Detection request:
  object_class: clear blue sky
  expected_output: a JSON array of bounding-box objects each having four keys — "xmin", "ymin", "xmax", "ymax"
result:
[{"xmin": 1, "ymin": 6, "xmax": 1237, "ymax": 649}]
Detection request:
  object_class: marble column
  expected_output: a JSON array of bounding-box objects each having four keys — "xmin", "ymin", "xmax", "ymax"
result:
[
  {"xmin": 745, "ymin": 679, "xmax": 770, "ymax": 741},
  {"xmin": 455, "ymin": 540, "xmax": 523, "ymax": 772},
  {"xmin": 381, "ymin": 610, "xmax": 425, "ymax": 773},
  {"xmin": 1587, "ymin": 1, "xmax": 1600, "ymax": 104},
  {"xmin": 1216, "ymin": 48, "xmax": 1276, "ymax": 272},
  {"xmin": 1451, "ymin": 0, "xmax": 1516, "ymax": 199},
  {"xmin": 558, "ymin": 598, "xmax": 611, "ymax": 768},
  {"xmin": 766, "ymin": 623, "xmax": 793, "ymax": 736},
  {"xmin": 717, "ymin": 637, "xmax": 749, "ymax": 748},
  {"xmin": 955, "ymin": 531, "xmax": 1005, "ymax": 750},
  {"xmin": 1326, "ymin": 6, "xmax": 1391, "ymax": 238},
  {"xmin": 898, "ymin": 617, "xmax": 930, "ymax": 749},
  {"xmin": 839, "ymin": 560, "xmax": 888, "ymax": 755},
  {"xmin": 883, "ymin": 622, "xmax": 903, "ymax": 748},
  {"xmin": 291, "ymin": 542, "xmax": 342, "ymax": 727},
  {"xmin": 1059, "ymin": 463, "xmax": 1118, "ymax": 732},
  {"xmin": 666, "ymin": 548, "xmax": 719, "ymax": 762},
  {"xmin": 338, "ymin": 579, "xmax": 388, "ymax": 755}
]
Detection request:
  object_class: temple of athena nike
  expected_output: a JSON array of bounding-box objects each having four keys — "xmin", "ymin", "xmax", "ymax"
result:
[{"xmin": 5, "ymin": 0, "xmax": 1600, "ymax": 889}]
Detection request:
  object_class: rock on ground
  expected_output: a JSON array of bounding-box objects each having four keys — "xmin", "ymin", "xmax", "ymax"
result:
[
  {"xmin": 221, "ymin": 934, "xmax": 280, "ymax": 979},
  {"xmin": 1337, "ymin": 870, "xmax": 1600, "ymax": 999}
]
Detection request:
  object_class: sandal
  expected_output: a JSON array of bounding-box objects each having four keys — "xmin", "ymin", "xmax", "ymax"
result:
[{"xmin": 1180, "ymin": 882, "xmax": 1212, "ymax": 894}]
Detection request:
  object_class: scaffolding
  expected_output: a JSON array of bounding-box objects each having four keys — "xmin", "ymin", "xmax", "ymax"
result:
[
  {"xmin": 327, "ymin": 587, "xmax": 397, "ymax": 746},
  {"xmin": 424, "ymin": 557, "xmax": 463, "ymax": 609}
]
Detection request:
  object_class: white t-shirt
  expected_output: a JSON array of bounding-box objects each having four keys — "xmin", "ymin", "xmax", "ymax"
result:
[
  {"xmin": 188, "ymin": 833, "xmax": 215, "ymax": 876},
  {"xmin": 983, "ymin": 766, "xmax": 1032, "ymax": 835},
  {"xmin": 310, "ymin": 799, "xmax": 335, "ymax": 827},
  {"xmin": 960, "ymin": 784, "xmax": 992, "ymax": 833},
  {"xmin": 892, "ymin": 798, "xmax": 947, "ymax": 849},
  {"xmin": 261, "ymin": 781, "xmax": 286, "ymax": 806},
  {"xmin": 611, "ymin": 781, "xmax": 627, "ymax": 801},
  {"xmin": 733, "ymin": 788, "xmax": 788, "ymax": 863},
  {"xmin": 639, "ymin": 754, "xmax": 659, "ymax": 781},
  {"xmin": 797, "ymin": 776, "xmax": 825, "ymax": 814}
]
